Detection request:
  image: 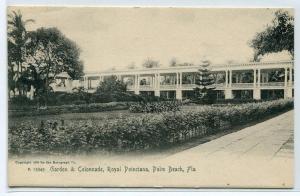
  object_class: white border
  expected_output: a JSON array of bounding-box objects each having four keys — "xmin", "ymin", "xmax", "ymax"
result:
[{"xmin": 1, "ymin": 0, "xmax": 300, "ymax": 195}]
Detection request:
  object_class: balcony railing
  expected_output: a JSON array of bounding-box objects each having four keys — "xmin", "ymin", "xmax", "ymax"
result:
[
  {"xmin": 231, "ymin": 83, "xmax": 254, "ymax": 88},
  {"xmin": 139, "ymin": 84, "xmax": 154, "ymax": 90},
  {"xmin": 124, "ymin": 81, "xmax": 291, "ymax": 92},
  {"xmin": 160, "ymin": 84, "xmax": 177, "ymax": 89},
  {"xmin": 260, "ymin": 82, "xmax": 285, "ymax": 87},
  {"xmin": 214, "ymin": 83, "xmax": 226, "ymax": 88},
  {"xmin": 182, "ymin": 84, "xmax": 197, "ymax": 89}
]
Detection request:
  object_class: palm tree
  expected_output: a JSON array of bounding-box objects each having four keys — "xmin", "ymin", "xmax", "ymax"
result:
[{"xmin": 7, "ymin": 10, "xmax": 34, "ymax": 96}]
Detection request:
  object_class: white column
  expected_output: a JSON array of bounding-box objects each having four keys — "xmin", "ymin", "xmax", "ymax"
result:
[
  {"xmin": 176, "ymin": 73, "xmax": 179, "ymax": 88},
  {"xmin": 225, "ymin": 70, "xmax": 233, "ymax": 99},
  {"xmin": 225, "ymin": 89, "xmax": 233, "ymax": 99},
  {"xmin": 229, "ymin": 70, "xmax": 232, "ymax": 87},
  {"xmin": 157, "ymin": 73, "xmax": 160, "ymax": 89},
  {"xmin": 253, "ymin": 69, "xmax": 260, "ymax": 99},
  {"xmin": 284, "ymin": 68, "xmax": 288, "ymax": 87},
  {"xmin": 179, "ymin": 72, "xmax": 182, "ymax": 88},
  {"xmin": 134, "ymin": 75, "xmax": 137, "ymax": 89},
  {"xmin": 154, "ymin": 73, "xmax": 160, "ymax": 97},
  {"xmin": 137, "ymin": 74, "xmax": 140, "ymax": 89},
  {"xmin": 253, "ymin": 69, "xmax": 256, "ymax": 87},
  {"xmin": 84, "ymin": 76, "xmax": 88, "ymax": 89},
  {"xmin": 257, "ymin": 69, "xmax": 261, "ymax": 87},
  {"xmin": 225, "ymin": 70, "xmax": 228, "ymax": 87},
  {"xmin": 134, "ymin": 74, "xmax": 139, "ymax": 95},
  {"xmin": 285, "ymin": 87, "xmax": 293, "ymax": 99},
  {"xmin": 284, "ymin": 67, "xmax": 289, "ymax": 99},
  {"xmin": 154, "ymin": 90, "xmax": 160, "ymax": 97},
  {"xmin": 87, "ymin": 79, "xmax": 89, "ymax": 89},
  {"xmin": 175, "ymin": 72, "xmax": 182, "ymax": 100},
  {"xmin": 176, "ymin": 89, "xmax": 182, "ymax": 100},
  {"xmin": 286, "ymin": 67, "xmax": 293, "ymax": 98},
  {"xmin": 29, "ymin": 85, "xmax": 35, "ymax": 100},
  {"xmin": 289, "ymin": 67, "xmax": 293, "ymax": 85},
  {"xmin": 253, "ymin": 89, "xmax": 261, "ymax": 100}
]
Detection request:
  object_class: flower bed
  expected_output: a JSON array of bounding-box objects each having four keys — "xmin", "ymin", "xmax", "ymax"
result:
[{"xmin": 8, "ymin": 99, "xmax": 293, "ymax": 155}]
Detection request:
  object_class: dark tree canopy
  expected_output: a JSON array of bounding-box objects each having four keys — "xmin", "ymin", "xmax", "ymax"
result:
[
  {"xmin": 7, "ymin": 10, "xmax": 34, "ymax": 96},
  {"xmin": 27, "ymin": 27, "xmax": 84, "ymax": 81},
  {"xmin": 250, "ymin": 10, "xmax": 294, "ymax": 61},
  {"xmin": 7, "ymin": 10, "xmax": 34, "ymax": 65}
]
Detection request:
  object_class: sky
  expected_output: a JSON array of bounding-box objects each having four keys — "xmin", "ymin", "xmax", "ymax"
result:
[{"xmin": 8, "ymin": 7, "xmax": 293, "ymax": 72}]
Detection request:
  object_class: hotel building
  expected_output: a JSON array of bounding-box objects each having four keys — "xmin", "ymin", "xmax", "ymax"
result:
[{"xmin": 54, "ymin": 60, "xmax": 294, "ymax": 100}]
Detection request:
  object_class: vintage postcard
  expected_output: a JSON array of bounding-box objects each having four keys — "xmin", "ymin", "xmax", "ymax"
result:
[{"xmin": 7, "ymin": 7, "xmax": 294, "ymax": 188}]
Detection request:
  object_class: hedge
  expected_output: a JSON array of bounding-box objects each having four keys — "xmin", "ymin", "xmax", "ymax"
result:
[
  {"xmin": 9, "ymin": 102, "xmax": 130, "ymax": 118},
  {"xmin": 8, "ymin": 99, "xmax": 293, "ymax": 155},
  {"xmin": 8, "ymin": 91, "xmax": 142, "ymax": 108},
  {"xmin": 129, "ymin": 101, "xmax": 181, "ymax": 113}
]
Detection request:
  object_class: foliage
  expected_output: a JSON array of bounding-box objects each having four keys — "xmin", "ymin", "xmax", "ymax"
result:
[
  {"xmin": 129, "ymin": 101, "xmax": 181, "ymax": 113},
  {"xmin": 142, "ymin": 58, "xmax": 160, "ymax": 68},
  {"xmin": 8, "ymin": 89, "xmax": 143, "ymax": 112},
  {"xmin": 9, "ymin": 99, "xmax": 293, "ymax": 154},
  {"xmin": 9, "ymin": 102, "xmax": 130, "ymax": 118},
  {"xmin": 193, "ymin": 61, "xmax": 216, "ymax": 104},
  {"xmin": 169, "ymin": 58, "xmax": 177, "ymax": 67},
  {"xmin": 8, "ymin": 96, "xmax": 36, "ymax": 109},
  {"xmin": 96, "ymin": 75, "xmax": 127, "ymax": 94},
  {"xmin": 17, "ymin": 27, "xmax": 84, "ymax": 104},
  {"xmin": 7, "ymin": 10, "xmax": 34, "ymax": 96},
  {"xmin": 7, "ymin": 10, "xmax": 84, "ymax": 103},
  {"xmin": 250, "ymin": 10, "xmax": 294, "ymax": 60},
  {"xmin": 94, "ymin": 75, "xmax": 144, "ymax": 102}
]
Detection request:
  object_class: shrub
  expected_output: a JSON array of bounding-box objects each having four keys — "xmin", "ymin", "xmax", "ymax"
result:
[
  {"xmin": 8, "ymin": 96, "xmax": 36, "ymax": 110},
  {"xmin": 9, "ymin": 102, "xmax": 130, "ymax": 117},
  {"xmin": 129, "ymin": 101, "xmax": 181, "ymax": 113},
  {"xmin": 8, "ymin": 99, "xmax": 294, "ymax": 155}
]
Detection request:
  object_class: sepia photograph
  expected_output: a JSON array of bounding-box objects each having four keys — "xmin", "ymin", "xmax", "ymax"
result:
[{"xmin": 7, "ymin": 6, "xmax": 294, "ymax": 188}]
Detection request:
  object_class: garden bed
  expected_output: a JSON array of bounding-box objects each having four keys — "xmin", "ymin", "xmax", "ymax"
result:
[{"xmin": 8, "ymin": 99, "xmax": 294, "ymax": 155}]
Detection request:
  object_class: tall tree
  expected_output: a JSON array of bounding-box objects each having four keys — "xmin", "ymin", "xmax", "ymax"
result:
[
  {"xmin": 25, "ymin": 27, "xmax": 84, "ymax": 102},
  {"xmin": 7, "ymin": 10, "xmax": 34, "ymax": 96},
  {"xmin": 193, "ymin": 60, "xmax": 216, "ymax": 104},
  {"xmin": 250, "ymin": 10, "xmax": 294, "ymax": 61}
]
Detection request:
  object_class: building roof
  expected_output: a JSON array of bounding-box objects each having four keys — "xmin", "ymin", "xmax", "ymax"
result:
[
  {"xmin": 56, "ymin": 72, "xmax": 71, "ymax": 78},
  {"xmin": 84, "ymin": 60, "xmax": 294, "ymax": 76}
]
